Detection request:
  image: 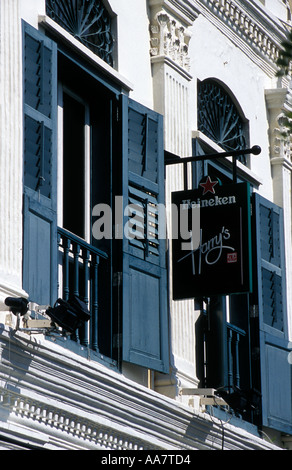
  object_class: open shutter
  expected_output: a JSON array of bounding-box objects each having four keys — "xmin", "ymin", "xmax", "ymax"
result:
[
  {"xmin": 22, "ymin": 22, "xmax": 57, "ymax": 306},
  {"xmin": 253, "ymin": 193, "xmax": 292, "ymax": 433},
  {"xmin": 120, "ymin": 95, "xmax": 169, "ymax": 373}
]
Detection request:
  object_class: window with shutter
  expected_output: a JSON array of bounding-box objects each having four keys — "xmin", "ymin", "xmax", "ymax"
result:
[{"xmin": 22, "ymin": 22, "xmax": 169, "ymax": 371}]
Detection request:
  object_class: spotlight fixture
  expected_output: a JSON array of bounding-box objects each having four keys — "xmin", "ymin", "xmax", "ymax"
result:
[
  {"xmin": 216, "ymin": 386, "xmax": 261, "ymax": 413},
  {"xmin": 5, "ymin": 297, "xmax": 29, "ymax": 316},
  {"xmin": 46, "ymin": 296, "xmax": 90, "ymax": 334},
  {"xmin": 5, "ymin": 295, "xmax": 90, "ymax": 335}
]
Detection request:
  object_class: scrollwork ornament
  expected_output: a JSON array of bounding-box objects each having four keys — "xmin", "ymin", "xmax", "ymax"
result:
[{"xmin": 46, "ymin": 0, "xmax": 114, "ymax": 66}]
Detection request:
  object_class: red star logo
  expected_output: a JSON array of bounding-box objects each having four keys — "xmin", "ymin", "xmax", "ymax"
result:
[{"xmin": 199, "ymin": 176, "xmax": 218, "ymax": 195}]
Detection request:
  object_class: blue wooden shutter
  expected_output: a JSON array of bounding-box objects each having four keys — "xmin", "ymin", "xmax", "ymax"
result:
[
  {"xmin": 253, "ymin": 193, "xmax": 292, "ymax": 433},
  {"xmin": 120, "ymin": 95, "xmax": 169, "ymax": 373},
  {"xmin": 22, "ymin": 22, "xmax": 57, "ymax": 306}
]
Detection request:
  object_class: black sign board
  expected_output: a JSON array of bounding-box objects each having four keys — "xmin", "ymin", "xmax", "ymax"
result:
[{"xmin": 172, "ymin": 177, "xmax": 252, "ymax": 299}]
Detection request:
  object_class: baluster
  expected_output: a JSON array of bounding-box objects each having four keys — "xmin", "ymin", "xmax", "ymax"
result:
[
  {"xmin": 63, "ymin": 237, "xmax": 70, "ymax": 302},
  {"xmin": 235, "ymin": 332, "xmax": 240, "ymax": 388},
  {"xmin": 91, "ymin": 254, "xmax": 100, "ymax": 352},
  {"xmin": 57, "ymin": 232, "xmax": 62, "ymax": 297},
  {"xmin": 227, "ymin": 328, "xmax": 233, "ymax": 392},
  {"xmin": 80, "ymin": 248, "xmax": 90, "ymax": 347},
  {"xmin": 71, "ymin": 242, "xmax": 80, "ymax": 342},
  {"xmin": 73, "ymin": 243, "xmax": 80, "ymax": 297}
]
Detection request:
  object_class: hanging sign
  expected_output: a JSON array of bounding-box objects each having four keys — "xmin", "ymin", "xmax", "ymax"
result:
[{"xmin": 171, "ymin": 177, "xmax": 252, "ymax": 299}]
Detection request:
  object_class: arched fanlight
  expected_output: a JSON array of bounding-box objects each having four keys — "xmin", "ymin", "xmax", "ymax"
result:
[
  {"xmin": 198, "ymin": 79, "xmax": 248, "ymax": 164},
  {"xmin": 46, "ymin": 0, "xmax": 114, "ymax": 66}
]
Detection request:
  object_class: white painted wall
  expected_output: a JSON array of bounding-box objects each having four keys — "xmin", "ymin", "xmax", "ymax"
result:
[
  {"xmin": 188, "ymin": 14, "xmax": 274, "ymax": 200},
  {"xmin": 265, "ymin": 0, "xmax": 288, "ymax": 20},
  {"xmin": 109, "ymin": 0, "xmax": 154, "ymax": 109},
  {"xmin": 20, "ymin": 0, "xmax": 45, "ymax": 28}
]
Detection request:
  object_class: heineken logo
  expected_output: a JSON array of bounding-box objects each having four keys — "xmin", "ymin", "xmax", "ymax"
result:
[
  {"xmin": 182, "ymin": 194, "xmax": 236, "ymax": 208},
  {"xmin": 181, "ymin": 177, "xmax": 237, "ymax": 208}
]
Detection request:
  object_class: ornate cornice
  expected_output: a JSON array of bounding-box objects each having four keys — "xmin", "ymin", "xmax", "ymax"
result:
[
  {"xmin": 149, "ymin": 0, "xmax": 291, "ymax": 78},
  {"xmin": 195, "ymin": 0, "xmax": 289, "ymax": 76}
]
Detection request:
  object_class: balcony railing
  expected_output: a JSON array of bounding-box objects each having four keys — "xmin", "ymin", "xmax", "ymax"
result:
[
  {"xmin": 226, "ymin": 323, "xmax": 246, "ymax": 392},
  {"xmin": 57, "ymin": 227, "xmax": 108, "ymax": 351}
]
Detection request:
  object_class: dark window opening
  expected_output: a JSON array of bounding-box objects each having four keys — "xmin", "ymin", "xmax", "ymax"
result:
[
  {"xmin": 58, "ymin": 54, "xmax": 117, "ymax": 361},
  {"xmin": 63, "ymin": 93, "xmax": 86, "ymax": 239}
]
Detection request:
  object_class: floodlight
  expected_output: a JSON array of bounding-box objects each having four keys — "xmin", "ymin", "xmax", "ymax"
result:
[
  {"xmin": 216, "ymin": 386, "xmax": 261, "ymax": 413},
  {"xmin": 46, "ymin": 296, "xmax": 90, "ymax": 334},
  {"xmin": 5, "ymin": 297, "xmax": 29, "ymax": 316}
]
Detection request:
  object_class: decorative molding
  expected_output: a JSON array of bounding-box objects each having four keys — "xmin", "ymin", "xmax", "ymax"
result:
[
  {"xmin": 199, "ymin": 0, "xmax": 286, "ymax": 62},
  {"xmin": 0, "ymin": 389, "xmax": 151, "ymax": 450},
  {"xmin": 45, "ymin": 0, "xmax": 114, "ymax": 66},
  {"xmin": 0, "ymin": 326, "xmax": 281, "ymax": 450},
  {"xmin": 197, "ymin": 79, "xmax": 247, "ymax": 161},
  {"xmin": 265, "ymin": 87, "xmax": 292, "ymax": 167},
  {"xmin": 150, "ymin": 9, "xmax": 192, "ymax": 72},
  {"xmin": 149, "ymin": 0, "xmax": 291, "ymax": 79},
  {"xmin": 187, "ymin": 0, "xmax": 290, "ymax": 78}
]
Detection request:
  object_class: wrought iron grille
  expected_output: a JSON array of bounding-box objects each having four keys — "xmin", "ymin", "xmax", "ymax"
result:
[
  {"xmin": 198, "ymin": 79, "xmax": 248, "ymax": 164},
  {"xmin": 46, "ymin": 0, "xmax": 114, "ymax": 66}
]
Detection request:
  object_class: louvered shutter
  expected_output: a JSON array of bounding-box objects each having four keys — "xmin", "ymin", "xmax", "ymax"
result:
[
  {"xmin": 120, "ymin": 95, "xmax": 169, "ymax": 373},
  {"xmin": 253, "ymin": 193, "xmax": 292, "ymax": 433},
  {"xmin": 22, "ymin": 22, "xmax": 58, "ymax": 306}
]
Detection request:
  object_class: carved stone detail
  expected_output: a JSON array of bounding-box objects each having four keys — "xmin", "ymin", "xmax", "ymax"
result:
[
  {"xmin": 206, "ymin": 0, "xmax": 281, "ymax": 64},
  {"xmin": 266, "ymin": 87, "xmax": 292, "ymax": 164},
  {"xmin": 150, "ymin": 10, "xmax": 191, "ymax": 71}
]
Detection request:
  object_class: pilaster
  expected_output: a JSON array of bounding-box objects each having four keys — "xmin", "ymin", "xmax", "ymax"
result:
[
  {"xmin": 0, "ymin": 0, "xmax": 26, "ymax": 315},
  {"xmin": 149, "ymin": 1, "xmax": 200, "ymax": 400},
  {"xmin": 265, "ymin": 86, "xmax": 292, "ymax": 339}
]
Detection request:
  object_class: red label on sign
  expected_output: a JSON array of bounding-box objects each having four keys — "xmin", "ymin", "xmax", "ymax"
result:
[{"xmin": 227, "ymin": 252, "xmax": 237, "ymax": 263}]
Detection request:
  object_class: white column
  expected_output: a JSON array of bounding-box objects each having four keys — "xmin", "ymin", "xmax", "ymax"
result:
[
  {"xmin": 150, "ymin": 5, "xmax": 201, "ymax": 401},
  {"xmin": 265, "ymin": 88, "xmax": 292, "ymax": 340},
  {"xmin": 0, "ymin": 0, "xmax": 26, "ymax": 315}
]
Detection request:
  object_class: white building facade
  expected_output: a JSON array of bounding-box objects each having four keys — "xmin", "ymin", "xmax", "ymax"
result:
[{"xmin": 0, "ymin": 0, "xmax": 292, "ymax": 450}]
